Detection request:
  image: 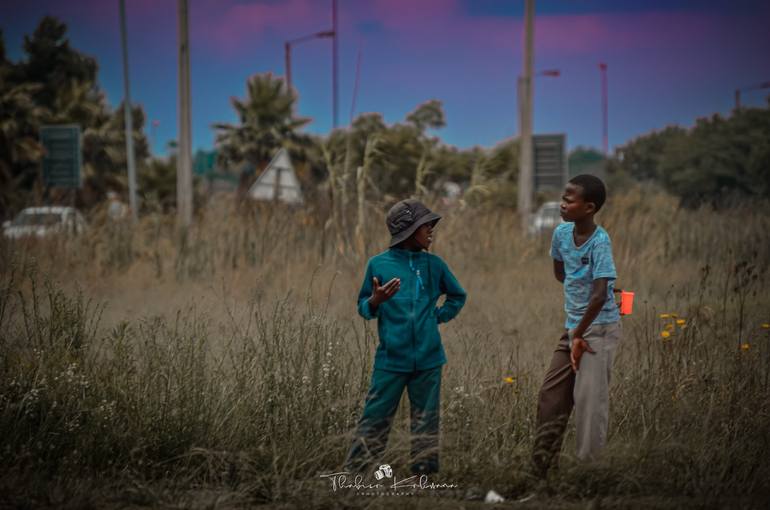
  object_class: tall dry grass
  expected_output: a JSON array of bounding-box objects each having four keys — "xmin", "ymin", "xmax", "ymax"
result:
[{"xmin": 1, "ymin": 187, "xmax": 769, "ymax": 508}]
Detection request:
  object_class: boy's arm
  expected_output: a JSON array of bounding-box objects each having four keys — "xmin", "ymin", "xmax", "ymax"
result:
[
  {"xmin": 436, "ymin": 261, "xmax": 467, "ymax": 324},
  {"xmin": 357, "ymin": 261, "xmax": 400, "ymax": 319},
  {"xmin": 357, "ymin": 262, "xmax": 378, "ymax": 319},
  {"xmin": 551, "ymin": 227, "xmax": 564, "ymax": 283},
  {"xmin": 553, "ymin": 260, "xmax": 565, "ymax": 283},
  {"xmin": 570, "ymin": 278, "xmax": 608, "ymax": 371},
  {"xmin": 572, "ymin": 278, "xmax": 609, "ymax": 340},
  {"xmin": 571, "ymin": 238, "xmax": 617, "ymax": 371}
]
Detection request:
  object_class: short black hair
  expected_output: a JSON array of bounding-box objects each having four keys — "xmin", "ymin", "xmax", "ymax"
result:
[{"xmin": 569, "ymin": 174, "xmax": 607, "ymax": 212}]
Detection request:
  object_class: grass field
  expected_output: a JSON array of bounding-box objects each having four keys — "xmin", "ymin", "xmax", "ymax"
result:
[{"xmin": 1, "ymin": 186, "xmax": 769, "ymax": 509}]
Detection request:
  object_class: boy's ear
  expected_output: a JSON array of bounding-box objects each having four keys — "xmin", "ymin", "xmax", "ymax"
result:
[{"xmin": 585, "ymin": 201, "xmax": 596, "ymax": 214}]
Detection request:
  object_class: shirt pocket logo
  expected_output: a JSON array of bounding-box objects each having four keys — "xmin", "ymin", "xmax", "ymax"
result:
[{"xmin": 581, "ymin": 256, "xmax": 589, "ymax": 265}]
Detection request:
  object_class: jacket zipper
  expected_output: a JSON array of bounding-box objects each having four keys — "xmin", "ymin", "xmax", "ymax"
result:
[{"xmin": 410, "ymin": 252, "xmax": 416, "ymax": 370}]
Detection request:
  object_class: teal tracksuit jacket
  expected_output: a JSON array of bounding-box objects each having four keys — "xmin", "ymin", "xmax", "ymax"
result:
[{"xmin": 357, "ymin": 248, "xmax": 467, "ymax": 372}]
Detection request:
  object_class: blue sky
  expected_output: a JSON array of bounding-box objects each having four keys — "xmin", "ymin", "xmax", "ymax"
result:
[{"xmin": 2, "ymin": 0, "xmax": 769, "ymax": 155}]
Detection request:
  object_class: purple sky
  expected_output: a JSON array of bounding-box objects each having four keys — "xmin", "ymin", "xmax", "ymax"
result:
[{"xmin": 3, "ymin": 0, "xmax": 769, "ymax": 155}]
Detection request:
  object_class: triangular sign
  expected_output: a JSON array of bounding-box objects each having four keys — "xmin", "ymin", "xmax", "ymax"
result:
[{"xmin": 247, "ymin": 148, "xmax": 303, "ymax": 204}]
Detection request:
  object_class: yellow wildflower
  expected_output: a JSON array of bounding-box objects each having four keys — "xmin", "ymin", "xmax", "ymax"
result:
[
  {"xmin": 659, "ymin": 313, "xmax": 670, "ymax": 319},
  {"xmin": 661, "ymin": 331, "xmax": 671, "ymax": 339},
  {"xmin": 664, "ymin": 323, "xmax": 675, "ymax": 332},
  {"xmin": 740, "ymin": 343, "xmax": 750, "ymax": 351},
  {"xmin": 676, "ymin": 319, "xmax": 686, "ymax": 326},
  {"xmin": 761, "ymin": 323, "xmax": 770, "ymax": 330},
  {"xmin": 503, "ymin": 376, "xmax": 515, "ymax": 384},
  {"xmin": 671, "ymin": 313, "xmax": 679, "ymax": 318}
]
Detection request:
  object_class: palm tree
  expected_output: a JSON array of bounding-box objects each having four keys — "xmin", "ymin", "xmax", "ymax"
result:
[{"xmin": 213, "ymin": 72, "xmax": 312, "ymax": 173}]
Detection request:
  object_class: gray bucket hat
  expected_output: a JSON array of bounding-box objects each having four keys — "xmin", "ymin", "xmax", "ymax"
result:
[{"xmin": 387, "ymin": 199, "xmax": 441, "ymax": 248}]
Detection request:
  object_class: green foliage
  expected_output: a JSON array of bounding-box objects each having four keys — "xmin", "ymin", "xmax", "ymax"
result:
[
  {"xmin": 213, "ymin": 73, "xmax": 311, "ymax": 172},
  {"xmin": 406, "ymin": 99, "xmax": 446, "ymax": 132},
  {"xmin": 18, "ymin": 16, "xmax": 98, "ymax": 111},
  {"xmin": 0, "ymin": 17, "xmax": 151, "ymax": 218},
  {"xmin": 140, "ymin": 156, "xmax": 177, "ymax": 212},
  {"xmin": 612, "ymin": 102, "xmax": 770, "ymax": 207}
]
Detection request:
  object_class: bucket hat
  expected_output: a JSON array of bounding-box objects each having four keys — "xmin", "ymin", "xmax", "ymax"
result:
[{"xmin": 387, "ymin": 199, "xmax": 441, "ymax": 248}]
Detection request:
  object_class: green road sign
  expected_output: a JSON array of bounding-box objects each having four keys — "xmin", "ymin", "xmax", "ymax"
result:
[
  {"xmin": 41, "ymin": 125, "xmax": 82, "ymax": 188},
  {"xmin": 193, "ymin": 149, "xmax": 218, "ymax": 175}
]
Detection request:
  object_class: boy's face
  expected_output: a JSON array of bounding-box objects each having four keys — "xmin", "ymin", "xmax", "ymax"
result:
[
  {"xmin": 560, "ymin": 183, "xmax": 595, "ymax": 222},
  {"xmin": 412, "ymin": 222, "xmax": 435, "ymax": 251}
]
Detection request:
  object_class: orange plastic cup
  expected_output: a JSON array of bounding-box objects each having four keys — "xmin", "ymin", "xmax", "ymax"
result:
[{"xmin": 619, "ymin": 291, "xmax": 634, "ymax": 316}]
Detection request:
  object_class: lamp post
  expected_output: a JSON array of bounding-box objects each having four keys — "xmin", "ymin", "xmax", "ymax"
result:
[
  {"xmin": 118, "ymin": 0, "xmax": 138, "ymax": 222},
  {"xmin": 735, "ymin": 80, "xmax": 770, "ymax": 109},
  {"xmin": 332, "ymin": 0, "xmax": 338, "ymax": 128},
  {"xmin": 284, "ymin": 30, "xmax": 335, "ymax": 94},
  {"xmin": 517, "ymin": 69, "xmax": 560, "ymax": 134},
  {"xmin": 284, "ymin": 0, "xmax": 337, "ymax": 127},
  {"xmin": 517, "ymin": 0, "xmax": 535, "ymax": 234},
  {"xmin": 517, "ymin": 65, "xmax": 559, "ymax": 234},
  {"xmin": 599, "ymin": 62, "xmax": 608, "ymax": 155}
]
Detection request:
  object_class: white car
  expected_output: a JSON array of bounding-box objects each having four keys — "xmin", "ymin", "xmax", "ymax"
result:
[
  {"xmin": 2, "ymin": 206, "xmax": 87, "ymax": 240},
  {"xmin": 529, "ymin": 201, "xmax": 563, "ymax": 235}
]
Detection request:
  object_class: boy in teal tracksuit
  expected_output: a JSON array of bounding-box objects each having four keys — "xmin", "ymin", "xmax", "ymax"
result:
[{"xmin": 344, "ymin": 199, "xmax": 466, "ymax": 475}]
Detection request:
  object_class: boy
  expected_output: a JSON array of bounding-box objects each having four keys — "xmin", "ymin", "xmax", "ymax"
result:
[
  {"xmin": 531, "ymin": 174, "xmax": 621, "ymax": 477},
  {"xmin": 345, "ymin": 199, "xmax": 466, "ymax": 475}
]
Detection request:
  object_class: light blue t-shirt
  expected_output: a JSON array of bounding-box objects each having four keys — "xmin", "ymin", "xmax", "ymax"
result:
[{"xmin": 550, "ymin": 222, "xmax": 620, "ymax": 329}]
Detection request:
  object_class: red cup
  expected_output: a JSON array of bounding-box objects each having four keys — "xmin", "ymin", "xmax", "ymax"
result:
[{"xmin": 619, "ymin": 291, "xmax": 634, "ymax": 315}]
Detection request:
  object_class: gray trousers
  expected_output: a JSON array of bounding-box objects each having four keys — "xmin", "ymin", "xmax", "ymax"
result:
[{"xmin": 532, "ymin": 321, "xmax": 621, "ymax": 476}]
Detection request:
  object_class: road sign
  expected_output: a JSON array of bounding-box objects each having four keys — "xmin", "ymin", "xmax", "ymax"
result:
[
  {"xmin": 247, "ymin": 148, "xmax": 303, "ymax": 205},
  {"xmin": 40, "ymin": 125, "xmax": 82, "ymax": 188},
  {"xmin": 533, "ymin": 133, "xmax": 566, "ymax": 192}
]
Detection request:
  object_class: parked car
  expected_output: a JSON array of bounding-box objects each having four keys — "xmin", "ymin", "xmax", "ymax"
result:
[
  {"xmin": 529, "ymin": 201, "xmax": 563, "ymax": 236},
  {"xmin": 2, "ymin": 206, "xmax": 87, "ymax": 240}
]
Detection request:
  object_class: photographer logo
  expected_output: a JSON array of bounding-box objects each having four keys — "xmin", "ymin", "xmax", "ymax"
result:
[{"xmin": 319, "ymin": 463, "xmax": 458, "ymax": 496}]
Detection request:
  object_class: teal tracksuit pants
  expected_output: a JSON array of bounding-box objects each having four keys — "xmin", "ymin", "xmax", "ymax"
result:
[{"xmin": 345, "ymin": 366, "xmax": 442, "ymax": 474}]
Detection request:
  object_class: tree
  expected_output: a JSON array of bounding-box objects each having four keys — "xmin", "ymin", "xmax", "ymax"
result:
[
  {"xmin": 213, "ymin": 73, "xmax": 311, "ymax": 172},
  {"xmin": 18, "ymin": 16, "xmax": 98, "ymax": 111},
  {"xmin": 612, "ymin": 101, "xmax": 770, "ymax": 207},
  {"xmin": 615, "ymin": 126, "xmax": 686, "ymax": 182},
  {"xmin": 406, "ymin": 99, "xmax": 446, "ymax": 132},
  {"xmin": 0, "ymin": 17, "xmax": 152, "ymax": 215}
]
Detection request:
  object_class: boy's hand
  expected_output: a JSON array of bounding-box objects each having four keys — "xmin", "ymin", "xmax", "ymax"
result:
[
  {"xmin": 369, "ymin": 277, "xmax": 400, "ymax": 307},
  {"xmin": 570, "ymin": 336, "xmax": 595, "ymax": 372}
]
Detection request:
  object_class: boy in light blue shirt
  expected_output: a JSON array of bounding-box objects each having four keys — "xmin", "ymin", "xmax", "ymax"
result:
[{"xmin": 531, "ymin": 174, "xmax": 622, "ymax": 478}]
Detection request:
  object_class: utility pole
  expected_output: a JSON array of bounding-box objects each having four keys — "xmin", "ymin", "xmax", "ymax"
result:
[
  {"xmin": 517, "ymin": 0, "xmax": 534, "ymax": 233},
  {"xmin": 332, "ymin": 0, "xmax": 339, "ymax": 129},
  {"xmin": 177, "ymin": 0, "xmax": 193, "ymax": 228},
  {"xmin": 119, "ymin": 0, "xmax": 138, "ymax": 222},
  {"xmin": 350, "ymin": 45, "xmax": 362, "ymax": 125},
  {"xmin": 600, "ymin": 62, "xmax": 608, "ymax": 154},
  {"xmin": 284, "ymin": 41, "xmax": 292, "ymax": 93}
]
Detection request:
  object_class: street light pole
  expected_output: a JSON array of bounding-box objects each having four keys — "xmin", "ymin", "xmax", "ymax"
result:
[
  {"xmin": 599, "ymin": 62, "xmax": 608, "ymax": 155},
  {"xmin": 284, "ymin": 41, "xmax": 292, "ymax": 93},
  {"xmin": 118, "ymin": 0, "xmax": 138, "ymax": 223},
  {"xmin": 177, "ymin": 0, "xmax": 193, "ymax": 228},
  {"xmin": 284, "ymin": 31, "xmax": 335, "ymax": 96},
  {"xmin": 517, "ymin": 69, "xmax": 560, "ymax": 134},
  {"xmin": 350, "ymin": 46, "xmax": 362, "ymax": 125},
  {"xmin": 517, "ymin": 0, "xmax": 535, "ymax": 233},
  {"xmin": 332, "ymin": 0, "xmax": 339, "ymax": 129}
]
